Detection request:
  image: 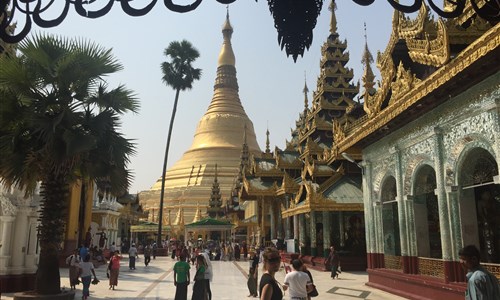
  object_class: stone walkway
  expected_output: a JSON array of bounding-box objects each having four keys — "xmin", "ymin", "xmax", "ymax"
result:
[{"xmin": 1, "ymin": 256, "xmax": 406, "ymax": 299}]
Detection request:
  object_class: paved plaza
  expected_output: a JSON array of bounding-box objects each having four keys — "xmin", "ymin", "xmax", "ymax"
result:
[{"xmin": 1, "ymin": 255, "xmax": 405, "ymax": 300}]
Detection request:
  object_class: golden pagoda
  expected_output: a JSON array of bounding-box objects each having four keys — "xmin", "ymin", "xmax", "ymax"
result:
[{"xmin": 139, "ymin": 12, "xmax": 261, "ymax": 235}]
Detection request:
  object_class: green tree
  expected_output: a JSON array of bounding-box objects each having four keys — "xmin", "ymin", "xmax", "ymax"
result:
[
  {"xmin": 157, "ymin": 40, "xmax": 201, "ymax": 244},
  {"xmin": 0, "ymin": 34, "xmax": 139, "ymax": 295}
]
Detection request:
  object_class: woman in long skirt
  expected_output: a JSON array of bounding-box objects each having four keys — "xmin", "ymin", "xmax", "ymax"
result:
[
  {"xmin": 66, "ymin": 249, "xmax": 80, "ymax": 289},
  {"xmin": 109, "ymin": 250, "xmax": 122, "ymax": 290},
  {"xmin": 192, "ymin": 255, "xmax": 208, "ymax": 300}
]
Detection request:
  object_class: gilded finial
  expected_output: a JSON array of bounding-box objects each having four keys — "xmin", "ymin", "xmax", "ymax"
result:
[
  {"xmin": 218, "ymin": 8, "xmax": 235, "ymax": 66},
  {"xmin": 266, "ymin": 126, "xmax": 270, "ymax": 154},
  {"xmin": 303, "ymin": 71, "xmax": 309, "ymax": 111},
  {"xmin": 361, "ymin": 22, "xmax": 373, "ymax": 65},
  {"xmin": 361, "ymin": 22, "xmax": 375, "ymax": 99},
  {"xmin": 329, "ymin": 0, "xmax": 337, "ymax": 34}
]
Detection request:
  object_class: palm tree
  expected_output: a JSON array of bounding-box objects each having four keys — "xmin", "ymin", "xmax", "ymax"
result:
[
  {"xmin": 158, "ymin": 40, "xmax": 201, "ymax": 245},
  {"xmin": 0, "ymin": 34, "xmax": 139, "ymax": 295}
]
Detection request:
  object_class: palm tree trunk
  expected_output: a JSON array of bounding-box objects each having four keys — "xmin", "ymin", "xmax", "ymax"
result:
[
  {"xmin": 36, "ymin": 172, "xmax": 70, "ymax": 294},
  {"xmin": 158, "ymin": 88, "xmax": 181, "ymax": 246}
]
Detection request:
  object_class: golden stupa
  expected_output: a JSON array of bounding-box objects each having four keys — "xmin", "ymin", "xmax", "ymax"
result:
[{"xmin": 139, "ymin": 12, "xmax": 261, "ymax": 229}]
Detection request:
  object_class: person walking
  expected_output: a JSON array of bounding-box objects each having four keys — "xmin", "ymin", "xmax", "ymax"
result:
[
  {"xmin": 79, "ymin": 254, "xmax": 98, "ymax": 300},
  {"xmin": 128, "ymin": 243, "xmax": 138, "ymax": 270},
  {"xmin": 259, "ymin": 247, "xmax": 283, "ymax": 300},
  {"xmin": 192, "ymin": 255, "xmax": 208, "ymax": 300},
  {"xmin": 108, "ymin": 250, "xmax": 121, "ymax": 290},
  {"xmin": 283, "ymin": 259, "xmax": 313, "ymax": 300},
  {"xmin": 459, "ymin": 245, "xmax": 500, "ymax": 300},
  {"xmin": 301, "ymin": 264, "xmax": 318, "ymax": 299},
  {"xmin": 247, "ymin": 251, "xmax": 259, "ymax": 297},
  {"xmin": 173, "ymin": 254, "xmax": 191, "ymax": 300},
  {"xmin": 152, "ymin": 242, "xmax": 157, "ymax": 259},
  {"xmin": 144, "ymin": 244, "xmax": 152, "ymax": 266},
  {"xmin": 325, "ymin": 246, "xmax": 340, "ymax": 279},
  {"xmin": 66, "ymin": 249, "xmax": 80, "ymax": 290}
]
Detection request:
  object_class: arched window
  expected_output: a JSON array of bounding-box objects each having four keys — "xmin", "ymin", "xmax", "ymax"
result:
[
  {"xmin": 381, "ymin": 176, "xmax": 401, "ymax": 256},
  {"xmin": 459, "ymin": 148, "xmax": 500, "ymax": 263},
  {"xmin": 413, "ymin": 165, "xmax": 441, "ymax": 258}
]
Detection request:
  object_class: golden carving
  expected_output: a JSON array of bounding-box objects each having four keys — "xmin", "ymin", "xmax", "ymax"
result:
[
  {"xmin": 339, "ymin": 22, "xmax": 500, "ymax": 152},
  {"xmin": 398, "ymin": 3, "xmax": 427, "ymax": 39},
  {"xmin": 363, "ymin": 10, "xmax": 399, "ymax": 118},
  {"xmin": 390, "ymin": 62, "xmax": 422, "ymax": 105},
  {"xmin": 333, "ymin": 118, "xmax": 345, "ymax": 144},
  {"xmin": 406, "ymin": 19, "xmax": 450, "ymax": 67}
]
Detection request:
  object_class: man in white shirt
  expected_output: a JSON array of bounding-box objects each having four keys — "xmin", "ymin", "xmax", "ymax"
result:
[{"xmin": 283, "ymin": 259, "xmax": 313, "ymax": 300}]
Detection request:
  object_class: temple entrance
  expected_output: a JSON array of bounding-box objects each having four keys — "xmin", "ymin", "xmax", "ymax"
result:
[
  {"xmin": 459, "ymin": 147, "xmax": 500, "ymax": 263},
  {"xmin": 413, "ymin": 165, "xmax": 442, "ymax": 258},
  {"xmin": 381, "ymin": 176, "xmax": 401, "ymax": 256}
]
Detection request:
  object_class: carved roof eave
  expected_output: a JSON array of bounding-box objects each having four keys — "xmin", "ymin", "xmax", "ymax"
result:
[
  {"xmin": 275, "ymin": 153, "xmax": 303, "ymax": 169},
  {"xmin": 282, "ymin": 187, "xmax": 364, "ymax": 218},
  {"xmin": 363, "ymin": 10, "xmax": 399, "ymax": 118},
  {"xmin": 306, "ymin": 162, "xmax": 336, "ymax": 178},
  {"xmin": 241, "ymin": 177, "xmax": 278, "ymax": 197},
  {"xmin": 406, "ymin": 19, "xmax": 450, "ymax": 67},
  {"xmin": 398, "ymin": 3, "xmax": 428, "ymax": 39},
  {"xmin": 337, "ymin": 22, "xmax": 500, "ymax": 152},
  {"xmin": 456, "ymin": 0, "xmax": 488, "ymax": 26},
  {"xmin": 239, "ymin": 178, "xmax": 257, "ymax": 201}
]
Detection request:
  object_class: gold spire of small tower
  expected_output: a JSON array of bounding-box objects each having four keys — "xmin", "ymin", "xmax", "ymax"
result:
[
  {"xmin": 361, "ymin": 22, "xmax": 376, "ymax": 101},
  {"xmin": 218, "ymin": 8, "xmax": 235, "ymax": 67},
  {"xmin": 329, "ymin": 0, "xmax": 338, "ymax": 34},
  {"xmin": 266, "ymin": 128, "xmax": 271, "ymax": 154},
  {"xmin": 303, "ymin": 74, "xmax": 309, "ymax": 112},
  {"xmin": 193, "ymin": 201, "xmax": 202, "ymax": 223}
]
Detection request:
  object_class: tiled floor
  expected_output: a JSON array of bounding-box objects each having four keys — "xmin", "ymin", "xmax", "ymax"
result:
[{"xmin": 1, "ymin": 256, "xmax": 406, "ymax": 299}]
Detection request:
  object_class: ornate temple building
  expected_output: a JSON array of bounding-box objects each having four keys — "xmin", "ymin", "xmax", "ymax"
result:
[
  {"xmin": 238, "ymin": 1, "xmax": 367, "ymax": 271},
  {"xmin": 139, "ymin": 13, "xmax": 262, "ymax": 238},
  {"xmin": 238, "ymin": 1, "xmax": 499, "ymax": 298},
  {"xmin": 320, "ymin": 1, "xmax": 499, "ymax": 299}
]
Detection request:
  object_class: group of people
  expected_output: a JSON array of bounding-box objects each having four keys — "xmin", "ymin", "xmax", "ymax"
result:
[
  {"xmin": 66, "ymin": 242, "xmax": 499, "ymax": 300},
  {"xmin": 173, "ymin": 249, "xmax": 213, "ymax": 300}
]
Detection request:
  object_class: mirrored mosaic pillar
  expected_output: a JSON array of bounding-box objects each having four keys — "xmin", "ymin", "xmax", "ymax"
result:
[{"xmin": 433, "ymin": 127, "xmax": 453, "ymax": 282}]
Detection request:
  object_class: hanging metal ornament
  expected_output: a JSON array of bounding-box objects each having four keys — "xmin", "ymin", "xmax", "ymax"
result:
[{"xmin": 267, "ymin": 0, "xmax": 323, "ymax": 62}]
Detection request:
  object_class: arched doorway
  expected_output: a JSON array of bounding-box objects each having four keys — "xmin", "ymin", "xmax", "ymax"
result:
[
  {"xmin": 381, "ymin": 176, "xmax": 401, "ymax": 256},
  {"xmin": 459, "ymin": 147, "xmax": 499, "ymax": 263},
  {"xmin": 413, "ymin": 165, "xmax": 442, "ymax": 258}
]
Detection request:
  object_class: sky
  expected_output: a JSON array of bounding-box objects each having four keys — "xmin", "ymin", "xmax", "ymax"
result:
[{"xmin": 23, "ymin": 0, "xmax": 402, "ymax": 193}]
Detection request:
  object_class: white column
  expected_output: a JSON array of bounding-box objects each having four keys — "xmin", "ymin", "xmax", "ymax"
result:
[
  {"xmin": 0, "ymin": 216, "xmax": 15, "ymax": 256},
  {"xmin": 11, "ymin": 208, "xmax": 29, "ymax": 273},
  {"xmin": 0, "ymin": 216, "xmax": 15, "ymax": 271}
]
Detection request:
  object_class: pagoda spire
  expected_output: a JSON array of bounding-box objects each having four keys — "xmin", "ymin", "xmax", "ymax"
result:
[
  {"xmin": 265, "ymin": 127, "xmax": 271, "ymax": 154},
  {"xmin": 303, "ymin": 74, "xmax": 309, "ymax": 112},
  {"xmin": 329, "ymin": 0, "xmax": 338, "ymax": 34},
  {"xmin": 218, "ymin": 8, "xmax": 235, "ymax": 68},
  {"xmin": 192, "ymin": 201, "xmax": 202, "ymax": 223},
  {"xmin": 208, "ymin": 164, "xmax": 223, "ymax": 218},
  {"xmin": 361, "ymin": 22, "xmax": 376, "ymax": 102}
]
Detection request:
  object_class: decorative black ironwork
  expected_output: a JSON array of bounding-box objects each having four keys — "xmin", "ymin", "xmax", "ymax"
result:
[
  {"xmin": 1, "ymin": 0, "xmax": 499, "ymax": 58},
  {"xmin": 267, "ymin": 0, "xmax": 323, "ymax": 62}
]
